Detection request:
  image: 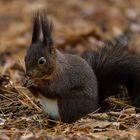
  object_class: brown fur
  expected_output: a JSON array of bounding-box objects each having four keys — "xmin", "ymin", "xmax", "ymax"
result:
[{"xmin": 24, "ymin": 12, "xmax": 98, "ymax": 123}]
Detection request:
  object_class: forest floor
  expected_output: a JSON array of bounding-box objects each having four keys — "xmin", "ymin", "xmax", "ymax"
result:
[{"xmin": 0, "ymin": 0, "xmax": 140, "ymax": 139}]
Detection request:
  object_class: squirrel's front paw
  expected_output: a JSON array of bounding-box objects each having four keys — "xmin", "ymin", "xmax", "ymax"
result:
[{"xmin": 22, "ymin": 77, "xmax": 37, "ymax": 88}]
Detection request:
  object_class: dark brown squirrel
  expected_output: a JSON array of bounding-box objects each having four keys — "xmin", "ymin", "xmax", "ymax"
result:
[
  {"xmin": 24, "ymin": 12, "xmax": 140, "ymax": 123},
  {"xmin": 24, "ymin": 12, "xmax": 98, "ymax": 123}
]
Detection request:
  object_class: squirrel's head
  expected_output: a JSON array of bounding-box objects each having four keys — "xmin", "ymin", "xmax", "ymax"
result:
[{"xmin": 25, "ymin": 12, "xmax": 56, "ymax": 79}]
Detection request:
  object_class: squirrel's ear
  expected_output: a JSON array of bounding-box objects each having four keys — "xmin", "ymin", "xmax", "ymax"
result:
[
  {"xmin": 40, "ymin": 13, "xmax": 53, "ymax": 52},
  {"xmin": 32, "ymin": 12, "xmax": 41, "ymax": 43}
]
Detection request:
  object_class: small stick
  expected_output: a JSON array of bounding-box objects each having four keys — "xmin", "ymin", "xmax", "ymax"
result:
[{"xmin": 9, "ymin": 81, "xmax": 42, "ymax": 112}]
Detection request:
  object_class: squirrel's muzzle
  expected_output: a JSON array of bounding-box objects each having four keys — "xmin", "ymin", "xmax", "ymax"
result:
[{"xmin": 26, "ymin": 70, "xmax": 33, "ymax": 77}]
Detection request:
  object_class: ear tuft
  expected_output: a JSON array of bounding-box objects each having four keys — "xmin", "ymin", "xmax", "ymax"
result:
[
  {"xmin": 40, "ymin": 12, "xmax": 53, "ymax": 47},
  {"xmin": 32, "ymin": 11, "xmax": 41, "ymax": 43}
]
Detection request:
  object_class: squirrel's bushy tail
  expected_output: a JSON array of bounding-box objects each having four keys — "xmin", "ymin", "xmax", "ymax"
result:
[{"xmin": 82, "ymin": 33, "xmax": 140, "ymax": 109}]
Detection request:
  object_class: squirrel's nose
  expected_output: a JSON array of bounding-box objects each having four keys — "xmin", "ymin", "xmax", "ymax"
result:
[{"xmin": 26, "ymin": 71, "xmax": 32, "ymax": 77}]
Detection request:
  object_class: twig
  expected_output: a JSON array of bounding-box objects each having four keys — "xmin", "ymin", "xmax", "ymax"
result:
[{"xmin": 15, "ymin": 86, "xmax": 42, "ymax": 112}]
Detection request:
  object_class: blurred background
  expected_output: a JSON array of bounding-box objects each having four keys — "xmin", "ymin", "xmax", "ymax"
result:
[{"xmin": 0, "ymin": 0, "xmax": 140, "ymax": 61}]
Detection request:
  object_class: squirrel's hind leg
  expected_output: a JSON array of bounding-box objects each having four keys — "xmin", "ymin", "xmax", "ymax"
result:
[{"xmin": 58, "ymin": 96, "xmax": 97, "ymax": 123}]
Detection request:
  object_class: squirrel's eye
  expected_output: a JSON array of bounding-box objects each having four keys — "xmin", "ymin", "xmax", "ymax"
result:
[{"xmin": 38, "ymin": 57, "xmax": 46, "ymax": 65}]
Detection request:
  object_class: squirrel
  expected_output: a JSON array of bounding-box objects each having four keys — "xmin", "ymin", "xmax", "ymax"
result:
[
  {"xmin": 24, "ymin": 12, "xmax": 98, "ymax": 123},
  {"xmin": 24, "ymin": 12, "xmax": 140, "ymax": 123}
]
